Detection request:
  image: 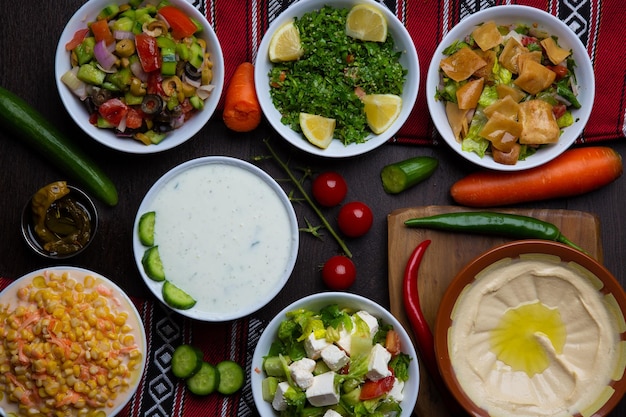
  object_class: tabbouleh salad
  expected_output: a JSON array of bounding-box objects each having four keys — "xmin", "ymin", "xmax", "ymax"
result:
[{"xmin": 268, "ymin": 6, "xmax": 407, "ymax": 146}]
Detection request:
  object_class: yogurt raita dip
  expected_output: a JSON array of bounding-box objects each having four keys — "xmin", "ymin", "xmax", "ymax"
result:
[
  {"xmin": 448, "ymin": 255, "xmax": 622, "ymax": 417},
  {"xmin": 145, "ymin": 159, "xmax": 296, "ymax": 319}
]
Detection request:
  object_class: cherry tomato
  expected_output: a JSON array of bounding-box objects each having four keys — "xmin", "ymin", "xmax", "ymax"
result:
[
  {"xmin": 322, "ymin": 255, "xmax": 356, "ymax": 290},
  {"xmin": 98, "ymin": 98, "xmax": 128, "ymax": 126},
  {"xmin": 385, "ymin": 329, "xmax": 402, "ymax": 357},
  {"xmin": 312, "ymin": 171, "xmax": 348, "ymax": 207},
  {"xmin": 337, "ymin": 201, "xmax": 373, "ymax": 237},
  {"xmin": 360, "ymin": 374, "xmax": 395, "ymax": 400}
]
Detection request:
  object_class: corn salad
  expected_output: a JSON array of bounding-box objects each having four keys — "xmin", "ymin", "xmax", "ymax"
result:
[{"xmin": 0, "ymin": 270, "xmax": 143, "ymax": 417}]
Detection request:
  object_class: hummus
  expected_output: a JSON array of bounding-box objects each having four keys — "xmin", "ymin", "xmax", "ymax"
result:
[{"xmin": 449, "ymin": 254, "xmax": 624, "ymax": 417}]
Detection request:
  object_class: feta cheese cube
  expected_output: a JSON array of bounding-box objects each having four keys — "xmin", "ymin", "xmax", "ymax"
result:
[
  {"xmin": 366, "ymin": 343, "xmax": 392, "ymax": 381},
  {"xmin": 289, "ymin": 358, "xmax": 316, "ymax": 389},
  {"xmin": 304, "ymin": 333, "xmax": 331, "ymax": 360},
  {"xmin": 356, "ymin": 310, "xmax": 379, "ymax": 338},
  {"xmin": 306, "ymin": 371, "xmax": 339, "ymax": 407},
  {"xmin": 320, "ymin": 344, "xmax": 350, "ymax": 372},
  {"xmin": 272, "ymin": 381, "xmax": 291, "ymax": 411},
  {"xmin": 388, "ymin": 378, "xmax": 405, "ymax": 402},
  {"xmin": 335, "ymin": 326, "xmax": 352, "ymax": 355},
  {"xmin": 323, "ymin": 410, "xmax": 343, "ymax": 417}
]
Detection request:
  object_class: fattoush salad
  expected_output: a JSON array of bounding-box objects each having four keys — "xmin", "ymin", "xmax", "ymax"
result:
[
  {"xmin": 436, "ymin": 20, "xmax": 582, "ymax": 165},
  {"xmin": 61, "ymin": 1, "xmax": 215, "ymax": 145},
  {"xmin": 259, "ymin": 304, "xmax": 412, "ymax": 416}
]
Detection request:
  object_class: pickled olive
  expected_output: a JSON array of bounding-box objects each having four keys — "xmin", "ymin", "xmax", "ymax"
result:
[
  {"xmin": 130, "ymin": 77, "xmax": 147, "ymax": 96},
  {"xmin": 202, "ymin": 65, "xmax": 212, "ymax": 85},
  {"xmin": 184, "ymin": 62, "xmax": 202, "ymax": 81},
  {"xmin": 181, "ymin": 82, "xmax": 196, "ymax": 98},
  {"xmin": 141, "ymin": 94, "xmax": 163, "ymax": 115},
  {"xmin": 115, "ymin": 39, "xmax": 135, "ymax": 57},
  {"xmin": 134, "ymin": 132, "xmax": 152, "ymax": 145},
  {"xmin": 162, "ymin": 76, "xmax": 185, "ymax": 102}
]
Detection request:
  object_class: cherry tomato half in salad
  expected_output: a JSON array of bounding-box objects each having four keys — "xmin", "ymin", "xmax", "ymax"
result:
[
  {"xmin": 337, "ymin": 201, "xmax": 373, "ymax": 237},
  {"xmin": 312, "ymin": 171, "xmax": 348, "ymax": 207},
  {"xmin": 360, "ymin": 374, "xmax": 395, "ymax": 400},
  {"xmin": 321, "ymin": 255, "xmax": 356, "ymax": 290}
]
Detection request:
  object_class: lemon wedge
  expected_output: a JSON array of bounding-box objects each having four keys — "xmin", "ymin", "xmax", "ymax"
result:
[
  {"xmin": 345, "ymin": 4, "xmax": 388, "ymax": 42},
  {"xmin": 268, "ymin": 20, "xmax": 304, "ymax": 62},
  {"xmin": 362, "ymin": 94, "xmax": 402, "ymax": 134},
  {"xmin": 299, "ymin": 113, "xmax": 336, "ymax": 149}
]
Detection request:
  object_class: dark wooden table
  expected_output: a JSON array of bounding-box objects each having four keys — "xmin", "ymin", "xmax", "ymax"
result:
[{"xmin": 1, "ymin": 1, "xmax": 625, "ymax": 416}]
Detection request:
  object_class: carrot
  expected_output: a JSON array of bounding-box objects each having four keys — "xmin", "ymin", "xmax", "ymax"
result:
[
  {"xmin": 451, "ymin": 146, "xmax": 623, "ymax": 207},
  {"xmin": 223, "ymin": 62, "xmax": 262, "ymax": 132}
]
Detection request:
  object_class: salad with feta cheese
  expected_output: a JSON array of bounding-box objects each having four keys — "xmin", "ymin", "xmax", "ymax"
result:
[{"xmin": 259, "ymin": 304, "xmax": 412, "ymax": 416}]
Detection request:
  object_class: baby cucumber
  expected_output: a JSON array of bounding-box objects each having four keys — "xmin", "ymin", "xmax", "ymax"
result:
[
  {"xmin": 171, "ymin": 344, "xmax": 204, "ymax": 379},
  {"xmin": 380, "ymin": 156, "xmax": 438, "ymax": 194},
  {"xmin": 162, "ymin": 280, "xmax": 197, "ymax": 310},
  {"xmin": 0, "ymin": 85, "xmax": 118, "ymax": 206}
]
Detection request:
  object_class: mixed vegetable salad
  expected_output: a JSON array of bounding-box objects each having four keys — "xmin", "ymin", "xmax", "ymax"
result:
[
  {"xmin": 260, "ymin": 304, "xmax": 412, "ymax": 416},
  {"xmin": 61, "ymin": 0, "xmax": 215, "ymax": 145},
  {"xmin": 268, "ymin": 6, "xmax": 406, "ymax": 146},
  {"xmin": 436, "ymin": 21, "xmax": 581, "ymax": 165}
]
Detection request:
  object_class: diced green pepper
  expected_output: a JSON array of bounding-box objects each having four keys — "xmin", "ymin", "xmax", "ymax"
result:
[
  {"xmin": 176, "ymin": 43, "xmax": 190, "ymax": 61},
  {"xmin": 156, "ymin": 36, "xmax": 176, "ymax": 50},
  {"xmin": 75, "ymin": 37, "xmax": 96, "ymax": 66},
  {"xmin": 77, "ymin": 63, "xmax": 106, "ymax": 86},
  {"xmin": 97, "ymin": 115, "xmax": 115, "ymax": 128},
  {"xmin": 128, "ymin": 0, "xmax": 143, "ymax": 8},
  {"xmin": 101, "ymin": 81, "xmax": 121, "ymax": 92}
]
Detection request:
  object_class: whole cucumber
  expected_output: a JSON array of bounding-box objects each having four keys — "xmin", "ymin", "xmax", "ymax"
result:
[
  {"xmin": 380, "ymin": 156, "xmax": 438, "ymax": 194},
  {"xmin": 0, "ymin": 85, "xmax": 118, "ymax": 206}
]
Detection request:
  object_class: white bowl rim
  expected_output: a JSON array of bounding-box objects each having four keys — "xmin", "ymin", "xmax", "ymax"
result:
[
  {"xmin": 55, "ymin": 0, "xmax": 224, "ymax": 154},
  {"xmin": 0, "ymin": 266, "xmax": 147, "ymax": 416},
  {"xmin": 254, "ymin": 0, "xmax": 420, "ymax": 158},
  {"xmin": 132, "ymin": 155, "xmax": 300, "ymax": 321},
  {"xmin": 250, "ymin": 291, "xmax": 420, "ymax": 416},
  {"xmin": 426, "ymin": 4, "xmax": 595, "ymax": 171}
]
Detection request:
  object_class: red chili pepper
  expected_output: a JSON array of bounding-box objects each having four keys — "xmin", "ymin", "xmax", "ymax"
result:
[{"xmin": 402, "ymin": 240, "xmax": 465, "ymax": 416}]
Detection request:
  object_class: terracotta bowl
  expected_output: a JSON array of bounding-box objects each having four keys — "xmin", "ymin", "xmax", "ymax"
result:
[{"xmin": 435, "ymin": 240, "xmax": 626, "ymax": 417}]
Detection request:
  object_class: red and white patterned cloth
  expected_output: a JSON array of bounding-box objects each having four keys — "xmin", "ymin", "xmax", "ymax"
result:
[{"xmin": 200, "ymin": 0, "xmax": 625, "ymax": 146}]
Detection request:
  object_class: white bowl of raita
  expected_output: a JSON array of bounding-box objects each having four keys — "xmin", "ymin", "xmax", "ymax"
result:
[{"xmin": 132, "ymin": 156, "xmax": 299, "ymax": 321}]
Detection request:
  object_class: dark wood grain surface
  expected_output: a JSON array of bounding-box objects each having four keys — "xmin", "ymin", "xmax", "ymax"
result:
[{"xmin": 1, "ymin": 1, "xmax": 625, "ymax": 416}]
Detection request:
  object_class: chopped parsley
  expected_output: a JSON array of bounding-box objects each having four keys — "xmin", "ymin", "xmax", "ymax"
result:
[{"xmin": 268, "ymin": 6, "xmax": 407, "ymax": 146}]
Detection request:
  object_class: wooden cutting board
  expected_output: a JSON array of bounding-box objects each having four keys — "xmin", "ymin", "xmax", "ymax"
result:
[{"xmin": 387, "ymin": 206, "xmax": 602, "ymax": 417}]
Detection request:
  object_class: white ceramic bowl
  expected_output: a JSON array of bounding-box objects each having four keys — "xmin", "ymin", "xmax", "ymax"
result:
[
  {"xmin": 0, "ymin": 266, "xmax": 146, "ymax": 416},
  {"xmin": 254, "ymin": 0, "xmax": 419, "ymax": 158},
  {"xmin": 132, "ymin": 156, "xmax": 299, "ymax": 321},
  {"xmin": 55, "ymin": 0, "xmax": 224, "ymax": 154},
  {"xmin": 251, "ymin": 292, "xmax": 420, "ymax": 416},
  {"xmin": 426, "ymin": 5, "xmax": 595, "ymax": 171}
]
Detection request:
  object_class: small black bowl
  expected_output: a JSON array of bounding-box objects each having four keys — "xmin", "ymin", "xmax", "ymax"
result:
[{"xmin": 21, "ymin": 184, "xmax": 98, "ymax": 259}]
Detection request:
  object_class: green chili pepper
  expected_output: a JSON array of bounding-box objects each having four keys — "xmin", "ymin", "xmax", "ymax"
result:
[{"xmin": 404, "ymin": 211, "xmax": 585, "ymax": 253}]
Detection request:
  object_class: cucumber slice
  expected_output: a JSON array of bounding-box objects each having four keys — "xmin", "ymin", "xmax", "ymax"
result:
[
  {"xmin": 380, "ymin": 156, "xmax": 438, "ymax": 194},
  {"xmin": 186, "ymin": 361, "xmax": 219, "ymax": 395},
  {"xmin": 138, "ymin": 211, "xmax": 156, "ymax": 246},
  {"xmin": 171, "ymin": 344, "xmax": 203, "ymax": 379},
  {"xmin": 162, "ymin": 281, "xmax": 197, "ymax": 310},
  {"xmin": 142, "ymin": 246, "xmax": 165, "ymax": 281},
  {"xmin": 216, "ymin": 360, "xmax": 245, "ymax": 395}
]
